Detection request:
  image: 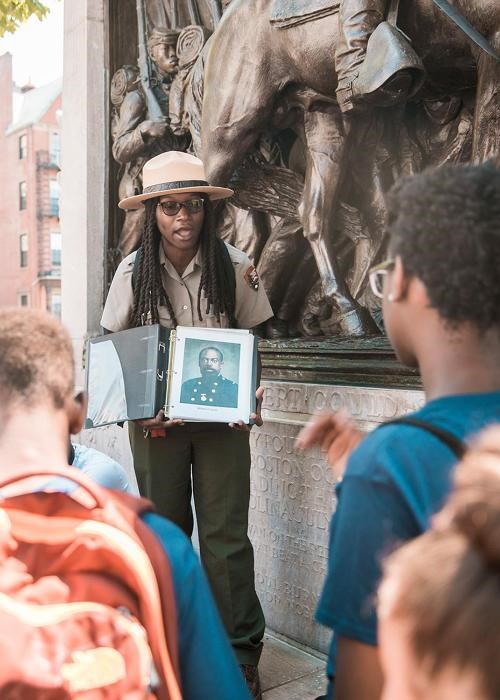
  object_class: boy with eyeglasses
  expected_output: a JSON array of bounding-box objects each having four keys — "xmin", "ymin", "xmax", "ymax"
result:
[
  {"xmin": 297, "ymin": 161, "xmax": 500, "ymax": 700},
  {"xmin": 101, "ymin": 151, "xmax": 273, "ymax": 699}
]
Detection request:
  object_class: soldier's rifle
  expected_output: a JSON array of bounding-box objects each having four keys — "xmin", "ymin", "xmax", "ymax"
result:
[{"xmin": 136, "ymin": 0, "xmax": 166, "ymax": 121}]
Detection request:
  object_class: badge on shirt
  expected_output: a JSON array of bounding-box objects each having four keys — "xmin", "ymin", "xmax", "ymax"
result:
[{"xmin": 244, "ymin": 265, "xmax": 260, "ymax": 291}]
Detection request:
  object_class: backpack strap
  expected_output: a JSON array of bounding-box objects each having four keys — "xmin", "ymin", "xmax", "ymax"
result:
[
  {"xmin": 132, "ymin": 245, "xmax": 143, "ymax": 291},
  {"xmin": 383, "ymin": 416, "xmax": 467, "ymax": 459}
]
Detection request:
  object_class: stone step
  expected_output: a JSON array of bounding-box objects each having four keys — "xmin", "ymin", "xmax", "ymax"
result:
[{"xmin": 261, "ymin": 632, "xmax": 327, "ymax": 699}]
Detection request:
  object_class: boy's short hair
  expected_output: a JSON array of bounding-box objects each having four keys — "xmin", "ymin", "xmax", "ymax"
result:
[
  {"xmin": 386, "ymin": 161, "xmax": 500, "ymax": 331},
  {"xmin": 0, "ymin": 308, "xmax": 74, "ymax": 410}
]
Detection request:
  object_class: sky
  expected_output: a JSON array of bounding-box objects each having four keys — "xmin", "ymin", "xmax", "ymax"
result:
[{"xmin": 0, "ymin": 0, "xmax": 63, "ymax": 87}]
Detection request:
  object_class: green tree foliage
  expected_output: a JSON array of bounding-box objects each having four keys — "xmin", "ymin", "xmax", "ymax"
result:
[{"xmin": 0, "ymin": 1, "xmax": 50, "ymax": 37}]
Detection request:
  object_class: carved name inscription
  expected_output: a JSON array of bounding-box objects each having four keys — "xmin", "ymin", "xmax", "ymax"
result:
[{"xmin": 263, "ymin": 381, "xmax": 424, "ymax": 426}]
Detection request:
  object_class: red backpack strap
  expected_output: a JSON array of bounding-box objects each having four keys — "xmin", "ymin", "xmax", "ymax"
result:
[{"xmin": 108, "ymin": 492, "xmax": 182, "ymax": 693}]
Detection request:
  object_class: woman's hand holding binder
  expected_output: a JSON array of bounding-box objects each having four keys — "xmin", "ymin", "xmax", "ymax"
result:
[
  {"xmin": 136, "ymin": 409, "xmax": 184, "ymax": 438},
  {"xmin": 228, "ymin": 386, "xmax": 264, "ymax": 431}
]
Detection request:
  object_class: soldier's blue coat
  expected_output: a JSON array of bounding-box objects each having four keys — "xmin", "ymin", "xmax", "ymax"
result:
[{"xmin": 180, "ymin": 374, "xmax": 238, "ymax": 408}]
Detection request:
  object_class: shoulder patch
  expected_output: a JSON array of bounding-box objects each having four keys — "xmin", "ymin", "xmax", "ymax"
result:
[{"xmin": 244, "ymin": 265, "xmax": 260, "ymax": 291}]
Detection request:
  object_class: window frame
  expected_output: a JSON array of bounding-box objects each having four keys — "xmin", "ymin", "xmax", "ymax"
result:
[
  {"xmin": 50, "ymin": 231, "xmax": 62, "ymax": 266},
  {"xmin": 50, "ymin": 292, "xmax": 62, "ymax": 318},
  {"xmin": 50, "ymin": 131, "xmax": 60, "ymax": 166},
  {"xmin": 19, "ymin": 181, "xmax": 27, "ymax": 210},
  {"xmin": 18, "ymin": 134, "xmax": 27, "ymax": 160},
  {"xmin": 49, "ymin": 178, "xmax": 60, "ymax": 217},
  {"xmin": 19, "ymin": 233, "xmax": 28, "ymax": 268}
]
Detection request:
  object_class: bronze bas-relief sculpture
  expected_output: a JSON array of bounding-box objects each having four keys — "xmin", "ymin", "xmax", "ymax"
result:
[
  {"xmin": 200, "ymin": 0, "xmax": 499, "ymax": 336},
  {"xmin": 110, "ymin": 0, "xmax": 499, "ymax": 337},
  {"xmin": 110, "ymin": 23, "xmax": 195, "ymax": 257}
]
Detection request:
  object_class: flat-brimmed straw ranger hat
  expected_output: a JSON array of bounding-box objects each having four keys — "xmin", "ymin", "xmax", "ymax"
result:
[{"xmin": 118, "ymin": 151, "xmax": 234, "ymax": 210}]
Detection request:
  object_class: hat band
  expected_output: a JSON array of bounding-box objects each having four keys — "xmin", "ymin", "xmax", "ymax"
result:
[{"xmin": 143, "ymin": 179, "xmax": 209, "ymax": 195}]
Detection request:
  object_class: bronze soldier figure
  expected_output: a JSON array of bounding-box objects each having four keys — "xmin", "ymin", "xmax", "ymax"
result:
[
  {"xmin": 111, "ymin": 28, "xmax": 190, "ymax": 257},
  {"xmin": 335, "ymin": 0, "xmax": 424, "ymax": 113}
]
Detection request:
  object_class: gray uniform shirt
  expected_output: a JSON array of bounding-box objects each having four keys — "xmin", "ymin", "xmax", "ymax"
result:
[{"xmin": 101, "ymin": 242, "xmax": 273, "ymax": 331}]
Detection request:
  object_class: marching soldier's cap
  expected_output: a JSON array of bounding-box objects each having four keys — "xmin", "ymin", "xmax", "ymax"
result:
[
  {"xmin": 147, "ymin": 27, "xmax": 181, "ymax": 50},
  {"xmin": 118, "ymin": 151, "xmax": 234, "ymax": 210}
]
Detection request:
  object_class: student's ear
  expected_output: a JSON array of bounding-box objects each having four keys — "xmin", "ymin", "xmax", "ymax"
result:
[
  {"xmin": 387, "ymin": 256, "xmax": 406, "ymax": 302},
  {"xmin": 68, "ymin": 391, "xmax": 88, "ymax": 435}
]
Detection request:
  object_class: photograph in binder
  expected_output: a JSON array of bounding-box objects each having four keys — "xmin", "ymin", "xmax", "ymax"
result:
[{"xmin": 85, "ymin": 325, "xmax": 257, "ymax": 428}]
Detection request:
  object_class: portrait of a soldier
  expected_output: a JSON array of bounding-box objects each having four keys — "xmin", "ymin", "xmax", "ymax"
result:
[{"xmin": 180, "ymin": 345, "xmax": 238, "ymax": 408}]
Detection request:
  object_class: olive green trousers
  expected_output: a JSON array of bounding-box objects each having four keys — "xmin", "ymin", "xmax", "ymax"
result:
[{"xmin": 129, "ymin": 421, "xmax": 265, "ymax": 665}]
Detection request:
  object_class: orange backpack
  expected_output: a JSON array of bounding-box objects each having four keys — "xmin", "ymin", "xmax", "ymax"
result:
[{"xmin": 0, "ymin": 467, "xmax": 182, "ymax": 700}]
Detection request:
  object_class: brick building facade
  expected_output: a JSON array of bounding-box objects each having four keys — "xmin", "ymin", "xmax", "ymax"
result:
[{"xmin": 0, "ymin": 52, "xmax": 62, "ymax": 315}]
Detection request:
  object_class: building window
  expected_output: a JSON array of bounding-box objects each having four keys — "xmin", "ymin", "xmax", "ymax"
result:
[
  {"xmin": 19, "ymin": 294, "xmax": 29, "ymax": 307},
  {"xmin": 19, "ymin": 234, "xmax": 28, "ymax": 267},
  {"xmin": 50, "ymin": 131, "xmax": 60, "ymax": 165},
  {"xmin": 49, "ymin": 179, "xmax": 60, "ymax": 217},
  {"xmin": 51, "ymin": 232, "xmax": 62, "ymax": 266},
  {"xmin": 19, "ymin": 181, "xmax": 27, "ymax": 210},
  {"xmin": 50, "ymin": 293, "xmax": 61, "ymax": 318},
  {"xmin": 19, "ymin": 134, "xmax": 27, "ymax": 159}
]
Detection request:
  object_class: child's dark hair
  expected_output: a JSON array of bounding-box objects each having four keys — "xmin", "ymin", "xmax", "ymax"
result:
[
  {"xmin": 129, "ymin": 197, "xmax": 236, "ymax": 327},
  {"xmin": 386, "ymin": 161, "xmax": 500, "ymax": 331}
]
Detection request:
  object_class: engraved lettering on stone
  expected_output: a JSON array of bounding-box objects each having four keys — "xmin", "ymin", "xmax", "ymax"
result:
[{"xmin": 250, "ymin": 420, "xmax": 335, "ymax": 651}]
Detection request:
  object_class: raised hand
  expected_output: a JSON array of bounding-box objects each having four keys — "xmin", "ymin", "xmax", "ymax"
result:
[{"xmin": 296, "ymin": 410, "xmax": 363, "ymax": 478}]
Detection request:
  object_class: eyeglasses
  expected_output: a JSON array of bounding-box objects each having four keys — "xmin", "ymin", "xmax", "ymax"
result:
[
  {"xmin": 368, "ymin": 259, "xmax": 395, "ymax": 299},
  {"xmin": 157, "ymin": 198, "xmax": 205, "ymax": 216}
]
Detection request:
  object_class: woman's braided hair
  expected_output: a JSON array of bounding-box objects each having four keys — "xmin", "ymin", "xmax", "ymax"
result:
[{"xmin": 129, "ymin": 197, "xmax": 236, "ymax": 328}]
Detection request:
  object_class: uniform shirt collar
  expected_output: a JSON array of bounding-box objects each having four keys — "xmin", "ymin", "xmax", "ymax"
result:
[{"xmin": 158, "ymin": 242, "xmax": 202, "ymax": 279}]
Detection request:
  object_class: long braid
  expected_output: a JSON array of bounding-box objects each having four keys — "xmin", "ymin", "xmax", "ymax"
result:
[
  {"xmin": 197, "ymin": 199, "xmax": 237, "ymax": 326},
  {"xmin": 129, "ymin": 199, "xmax": 178, "ymax": 327},
  {"xmin": 197, "ymin": 206, "xmax": 217, "ymax": 318},
  {"xmin": 129, "ymin": 197, "xmax": 235, "ymax": 328}
]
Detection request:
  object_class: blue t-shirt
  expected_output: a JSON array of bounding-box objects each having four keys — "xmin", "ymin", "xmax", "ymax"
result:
[
  {"xmin": 143, "ymin": 513, "xmax": 250, "ymax": 700},
  {"xmin": 71, "ymin": 444, "xmax": 133, "ymax": 494},
  {"xmin": 316, "ymin": 392, "xmax": 500, "ymax": 675},
  {"xmin": 45, "ymin": 445, "xmax": 134, "ymax": 495}
]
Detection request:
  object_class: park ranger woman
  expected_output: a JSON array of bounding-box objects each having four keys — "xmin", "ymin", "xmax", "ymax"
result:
[{"xmin": 101, "ymin": 150, "xmax": 272, "ymax": 700}]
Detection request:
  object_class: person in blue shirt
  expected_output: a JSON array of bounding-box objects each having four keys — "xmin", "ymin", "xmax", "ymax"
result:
[
  {"xmin": 70, "ymin": 442, "xmax": 135, "ymax": 494},
  {"xmin": 0, "ymin": 306, "xmax": 250, "ymax": 700},
  {"xmin": 378, "ymin": 426, "xmax": 500, "ymax": 700},
  {"xmin": 297, "ymin": 161, "xmax": 500, "ymax": 700},
  {"xmin": 43, "ymin": 442, "xmax": 135, "ymax": 495}
]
